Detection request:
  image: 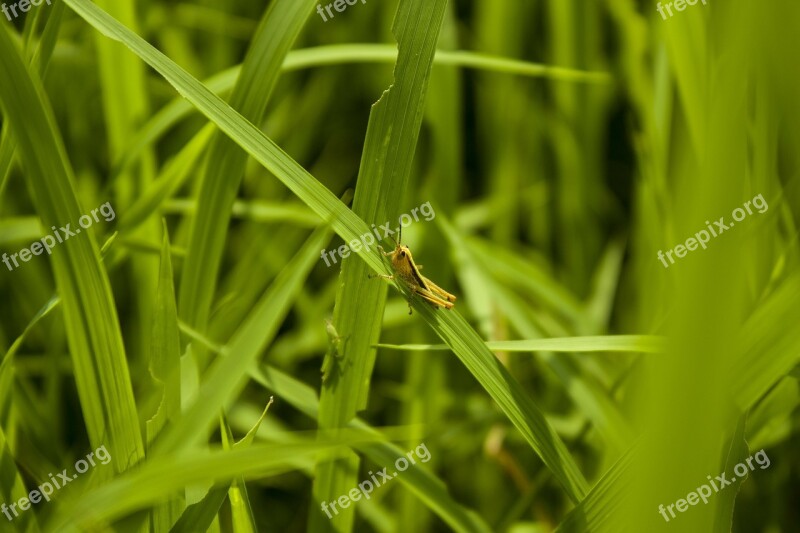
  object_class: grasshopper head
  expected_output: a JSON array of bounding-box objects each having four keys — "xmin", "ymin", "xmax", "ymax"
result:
[{"xmin": 390, "ymin": 244, "xmax": 416, "ymax": 278}]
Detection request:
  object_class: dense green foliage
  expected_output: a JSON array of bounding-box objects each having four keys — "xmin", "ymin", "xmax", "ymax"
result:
[{"xmin": 0, "ymin": 0, "xmax": 798, "ymax": 532}]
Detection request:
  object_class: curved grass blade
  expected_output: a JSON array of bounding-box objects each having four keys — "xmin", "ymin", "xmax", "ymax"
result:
[
  {"xmin": 285, "ymin": 45, "xmax": 611, "ymax": 83},
  {"xmin": 375, "ymin": 335, "xmax": 665, "ymax": 353},
  {"xmin": 554, "ymin": 447, "xmax": 634, "ymax": 533},
  {"xmin": 62, "ymin": 0, "xmax": 382, "ymax": 273},
  {"xmin": 60, "ymin": 0, "xmax": 589, "ymax": 502},
  {"xmin": 112, "ymin": 45, "xmax": 610, "ymax": 193},
  {"xmin": 311, "ymin": 1, "xmax": 449, "ymax": 531},
  {"xmin": 727, "ymin": 272, "xmax": 800, "ymax": 409},
  {"xmin": 0, "ymin": 19, "xmax": 144, "ymax": 473},
  {"xmin": 153, "ymin": 227, "xmax": 332, "ymax": 454},
  {"xmin": 0, "ymin": 232, "xmax": 117, "ymax": 373},
  {"xmin": 250, "ymin": 365, "xmax": 492, "ymax": 533},
  {"xmin": 164, "ymin": 198, "xmax": 318, "ymax": 227},
  {"xmin": 395, "ymin": 295, "xmax": 590, "ymax": 503},
  {"xmin": 168, "ymin": 485, "xmax": 229, "ymax": 533},
  {"xmin": 218, "ymin": 397, "xmax": 275, "ymax": 533},
  {"xmin": 177, "ymin": 0, "xmax": 318, "ymax": 341},
  {"xmin": 0, "ymin": 0, "xmax": 65, "ymax": 206},
  {"xmin": 146, "ymin": 221, "xmax": 183, "ymax": 530},
  {"xmin": 48, "ymin": 436, "xmax": 382, "ymax": 532}
]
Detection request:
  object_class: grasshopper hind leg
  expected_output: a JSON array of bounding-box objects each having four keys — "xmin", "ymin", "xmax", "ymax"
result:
[{"xmin": 412, "ymin": 288, "xmax": 454, "ymax": 310}]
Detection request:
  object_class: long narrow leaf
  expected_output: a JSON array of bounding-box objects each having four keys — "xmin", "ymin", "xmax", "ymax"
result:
[{"xmin": 0, "ymin": 15, "xmax": 143, "ymax": 473}]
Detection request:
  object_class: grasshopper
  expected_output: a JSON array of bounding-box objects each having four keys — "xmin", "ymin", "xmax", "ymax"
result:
[
  {"xmin": 321, "ymin": 318, "xmax": 347, "ymax": 383},
  {"xmin": 371, "ymin": 228, "xmax": 456, "ymax": 314}
]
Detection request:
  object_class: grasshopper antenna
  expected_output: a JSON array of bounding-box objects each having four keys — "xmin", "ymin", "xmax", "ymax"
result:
[{"xmin": 386, "ymin": 223, "xmax": 400, "ymax": 247}]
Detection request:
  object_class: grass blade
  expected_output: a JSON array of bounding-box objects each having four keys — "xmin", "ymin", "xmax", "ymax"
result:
[
  {"xmin": 311, "ymin": 1, "xmax": 449, "ymax": 531},
  {"xmin": 375, "ymin": 335, "xmax": 665, "ymax": 353},
  {"xmin": 177, "ymin": 0, "xmax": 318, "ymax": 337},
  {"xmin": 250, "ymin": 365, "xmax": 492, "ymax": 533},
  {"xmin": 0, "ymin": 17, "xmax": 143, "ymax": 473},
  {"xmin": 153, "ymin": 227, "xmax": 332, "ymax": 453}
]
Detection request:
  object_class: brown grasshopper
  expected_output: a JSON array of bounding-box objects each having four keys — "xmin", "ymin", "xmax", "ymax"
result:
[{"xmin": 371, "ymin": 228, "xmax": 456, "ymax": 314}]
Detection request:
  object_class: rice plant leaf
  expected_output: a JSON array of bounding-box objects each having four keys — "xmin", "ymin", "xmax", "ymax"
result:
[
  {"xmin": 48, "ymin": 437, "xmax": 382, "ymax": 532},
  {"xmin": 375, "ymin": 335, "xmax": 665, "ymax": 353},
  {"xmin": 555, "ymin": 270, "xmax": 800, "ymax": 530},
  {"xmin": 284, "ymin": 45, "xmax": 611, "ymax": 83},
  {"xmin": 0, "ymin": 0, "xmax": 65, "ymax": 204},
  {"xmin": 0, "ymin": 17, "xmax": 144, "ymax": 472},
  {"xmin": 92, "ymin": 0, "xmax": 153, "ymax": 171},
  {"xmin": 249, "ymin": 365, "xmax": 492, "ymax": 533},
  {"xmin": 221, "ymin": 397, "xmax": 274, "ymax": 533},
  {"xmin": 113, "ymin": 45, "xmax": 609, "ymax": 190},
  {"xmin": 0, "ymin": 217, "xmax": 41, "ymax": 245},
  {"xmin": 0, "ymin": 358, "xmax": 12, "ymax": 421},
  {"xmin": 60, "ymin": 0, "xmax": 588, "ymax": 503},
  {"xmin": 0, "ymin": 364, "xmax": 38, "ymax": 533},
  {"xmin": 746, "ymin": 377, "xmax": 799, "ymax": 449},
  {"xmin": 177, "ymin": 0, "xmax": 318, "ymax": 338},
  {"xmin": 233, "ymin": 396, "xmax": 274, "ymax": 450},
  {"xmin": 399, "ymin": 299, "xmax": 590, "ymax": 502},
  {"xmin": 584, "ymin": 239, "xmax": 626, "ymax": 332},
  {"xmin": 153, "ymin": 227, "xmax": 332, "ymax": 453},
  {"xmin": 0, "ymin": 293, "xmax": 60, "ymax": 370},
  {"xmin": 146, "ymin": 221, "xmax": 183, "ymax": 531},
  {"xmin": 440, "ymin": 214, "xmax": 633, "ymax": 455},
  {"xmin": 29, "ymin": 0, "xmax": 65, "ymax": 73},
  {"xmin": 168, "ymin": 485, "xmax": 229, "ymax": 533},
  {"xmin": 0, "ymin": 426, "xmax": 42, "ymax": 533},
  {"xmin": 0, "ymin": 233, "xmax": 118, "ymax": 370},
  {"xmin": 727, "ymin": 273, "xmax": 800, "ymax": 410},
  {"xmin": 554, "ymin": 447, "xmax": 634, "ymax": 533},
  {"xmin": 311, "ymin": 1, "xmax": 448, "ymax": 531},
  {"xmin": 711, "ymin": 415, "xmax": 749, "ymax": 533},
  {"xmin": 662, "ymin": 5, "xmax": 708, "ymax": 151},
  {"xmin": 219, "ymin": 413, "xmax": 256, "ymax": 533},
  {"xmin": 163, "ymin": 198, "xmax": 319, "ymax": 228},
  {"xmin": 147, "ymin": 221, "xmax": 181, "ymax": 416},
  {"xmin": 465, "ymin": 235, "xmax": 587, "ymax": 327},
  {"xmin": 62, "ymin": 0, "xmax": 387, "ymax": 276}
]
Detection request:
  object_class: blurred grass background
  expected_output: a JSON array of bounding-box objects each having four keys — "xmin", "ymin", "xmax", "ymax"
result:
[{"xmin": 0, "ymin": 0, "xmax": 798, "ymax": 532}]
